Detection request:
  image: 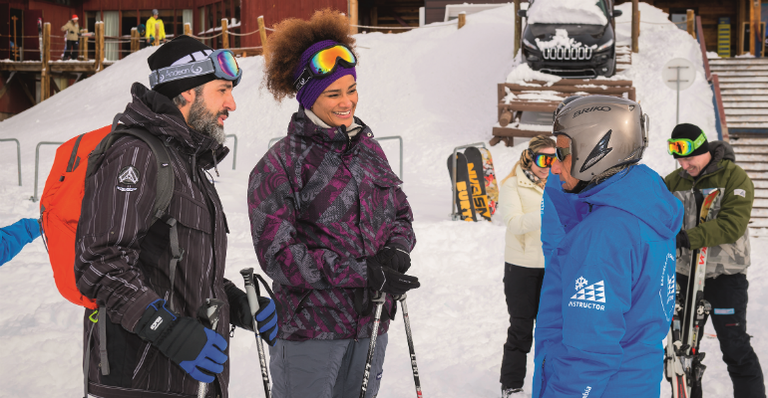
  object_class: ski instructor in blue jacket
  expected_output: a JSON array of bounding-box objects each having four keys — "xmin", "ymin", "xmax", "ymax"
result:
[{"xmin": 532, "ymin": 95, "xmax": 684, "ymax": 398}]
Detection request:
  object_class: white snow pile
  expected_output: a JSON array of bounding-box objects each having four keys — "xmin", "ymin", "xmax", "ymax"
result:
[
  {"xmin": 0, "ymin": 3, "xmax": 764, "ymax": 398},
  {"xmin": 536, "ymin": 29, "xmax": 597, "ymax": 50},
  {"xmin": 526, "ymin": 0, "xmax": 609, "ymax": 26}
]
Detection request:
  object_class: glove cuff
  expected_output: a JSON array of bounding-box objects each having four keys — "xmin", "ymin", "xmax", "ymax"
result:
[{"xmin": 135, "ymin": 299, "xmax": 177, "ymax": 344}]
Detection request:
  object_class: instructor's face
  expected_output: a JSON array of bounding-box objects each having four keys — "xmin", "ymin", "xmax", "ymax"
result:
[{"xmin": 551, "ymin": 135, "xmax": 581, "ymax": 191}]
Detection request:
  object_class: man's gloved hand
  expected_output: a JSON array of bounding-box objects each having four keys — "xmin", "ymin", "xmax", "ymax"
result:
[
  {"xmin": 135, "ymin": 299, "xmax": 227, "ymax": 383},
  {"xmin": 225, "ymin": 284, "xmax": 278, "ymax": 346},
  {"xmin": 676, "ymin": 230, "xmax": 690, "ymax": 250},
  {"xmin": 255, "ymin": 297, "xmax": 278, "ymax": 346},
  {"xmin": 367, "ymin": 257, "xmax": 420, "ymax": 296},
  {"xmin": 373, "ymin": 245, "xmax": 411, "ymax": 273}
]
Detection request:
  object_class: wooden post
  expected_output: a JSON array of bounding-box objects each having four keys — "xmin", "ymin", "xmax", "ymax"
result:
[
  {"xmin": 258, "ymin": 16, "xmax": 268, "ymax": 63},
  {"xmin": 751, "ymin": 0, "xmax": 761, "ymax": 56},
  {"xmin": 11, "ymin": 16, "xmax": 19, "ymax": 61},
  {"xmin": 632, "ymin": 0, "xmax": 639, "ymax": 53},
  {"xmin": 686, "ymin": 10, "xmax": 695, "ymax": 38},
  {"xmin": 350, "ymin": 0, "xmax": 359, "ymax": 35},
  {"xmin": 221, "ymin": 18, "xmax": 229, "ymax": 49},
  {"xmin": 458, "ymin": 12, "xmax": 466, "ymax": 29},
  {"xmin": 94, "ymin": 22, "xmax": 104, "ymax": 72},
  {"xmin": 80, "ymin": 29, "xmax": 87, "ymax": 60},
  {"xmin": 514, "ymin": 0, "xmax": 521, "ymax": 56},
  {"xmin": 130, "ymin": 28, "xmax": 138, "ymax": 53},
  {"xmin": 41, "ymin": 23, "xmax": 50, "ymax": 102},
  {"xmin": 184, "ymin": 23, "xmax": 191, "ymax": 36},
  {"xmin": 82, "ymin": 28, "xmax": 89, "ymax": 61}
]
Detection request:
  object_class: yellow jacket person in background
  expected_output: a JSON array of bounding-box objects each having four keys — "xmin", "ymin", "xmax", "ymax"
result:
[{"xmin": 146, "ymin": 9, "xmax": 166, "ymax": 45}]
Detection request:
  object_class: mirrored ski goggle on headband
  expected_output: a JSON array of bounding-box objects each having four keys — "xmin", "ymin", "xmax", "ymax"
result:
[
  {"xmin": 149, "ymin": 49, "xmax": 242, "ymax": 89},
  {"xmin": 293, "ymin": 44, "xmax": 357, "ymax": 91},
  {"xmin": 532, "ymin": 153, "xmax": 556, "ymax": 168},
  {"xmin": 668, "ymin": 131, "xmax": 706, "ymax": 156}
]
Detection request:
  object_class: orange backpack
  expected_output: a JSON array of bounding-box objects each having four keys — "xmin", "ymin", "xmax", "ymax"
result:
[{"xmin": 40, "ymin": 117, "xmax": 174, "ymax": 309}]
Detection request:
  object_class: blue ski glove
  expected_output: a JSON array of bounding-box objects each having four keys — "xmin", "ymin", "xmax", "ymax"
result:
[
  {"xmin": 225, "ymin": 283, "xmax": 278, "ymax": 345},
  {"xmin": 135, "ymin": 299, "xmax": 228, "ymax": 383},
  {"xmin": 255, "ymin": 297, "xmax": 278, "ymax": 346}
]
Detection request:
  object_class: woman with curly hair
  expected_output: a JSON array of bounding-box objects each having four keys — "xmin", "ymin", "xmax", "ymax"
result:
[
  {"xmin": 247, "ymin": 9, "xmax": 420, "ymax": 398},
  {"xmin": 498, "ymin": 135, "xmax": 556, "ymax": 397}
]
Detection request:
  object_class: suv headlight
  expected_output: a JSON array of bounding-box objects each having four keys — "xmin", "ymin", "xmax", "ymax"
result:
[
  {"xmin": 596, "ymin": 38, "xmax": 614, "ymax": 52},
  {"xmin": 523, "ymin": 38, "xmax": 538, "ymax": 50}
]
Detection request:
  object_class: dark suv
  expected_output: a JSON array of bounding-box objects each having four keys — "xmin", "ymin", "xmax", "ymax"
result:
[{"xmin": 518, "ymin": 0, "xmax": 622, "ymax": 78}]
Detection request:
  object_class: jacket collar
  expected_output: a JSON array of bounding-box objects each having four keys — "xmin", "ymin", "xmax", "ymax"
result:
[
  {"xmin": 119, "ymin": 83, "xmax": 228, "ymax": 169},
  {"xmin": 516, "ymin": 164, "xmax": 544, "ymax": 193},
  {"xmin": 289, "ymin": 106, "xmax": 370, "ymax": 146}
]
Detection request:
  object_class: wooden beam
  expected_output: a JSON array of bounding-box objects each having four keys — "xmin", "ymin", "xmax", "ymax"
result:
[
  {"xmin": 350, "ymin": 0, "xmax": 359, "ymax": 35},
  {"xmin": 751, "ymin": 0, "xmax": 761, "ymax": 56},
  {"xmin": 258, "ymin": 16, "xmax": 268, "ymax": 63},
  {"xmin": 458, "ymin": 12, "xmax": 466, "ymax": 29},
  {"xmin": 632, "ymin": 0, "xmax": 639, "ymax": 53},
  {"xmin": 514, "ymin": 0, "xmax": 521, "ymax": 56},
  {"xmin": 41, "ymin": 23, "xmax": 50, "ymax": 102},
  {"xmin": 687, "ymin": 9, "xmax": 695, "ymax": 38},
  {"xmin": 221, "ymin": 19, "xmax": 229, "ymax": 49}
]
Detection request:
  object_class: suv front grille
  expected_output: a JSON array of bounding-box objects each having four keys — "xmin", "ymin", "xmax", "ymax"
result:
[{"xmin": 542, "ymin": 47, "xmax": 593, "ymax": 61}]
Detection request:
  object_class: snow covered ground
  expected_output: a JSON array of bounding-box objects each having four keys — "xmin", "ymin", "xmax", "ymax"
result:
[{"xmin": 0, "ymin": 3, "xmax": 765, "ymax": 397}]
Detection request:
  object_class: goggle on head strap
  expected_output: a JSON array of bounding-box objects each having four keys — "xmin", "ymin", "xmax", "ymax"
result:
[
  {"xmin": 149, "ymin": 49, "xmax": 242, "ymax": 89},
  {"xmin": 668, "ymin": 131, "xmax": 706, "ymax": 156},
  {"xmin": 293, "ymin": 44, "xmax": 357, "ymax": 92}
]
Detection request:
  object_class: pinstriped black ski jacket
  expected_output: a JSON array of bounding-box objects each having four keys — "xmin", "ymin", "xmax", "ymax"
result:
[{"xmin": 75, "ymin": 83, "xmax": 234, "ymax": 398}]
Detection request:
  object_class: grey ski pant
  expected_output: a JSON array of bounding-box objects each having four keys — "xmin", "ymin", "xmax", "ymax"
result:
[{"xmin": 268, "ymin": 334, "xmax": 388, "ymax": 398}]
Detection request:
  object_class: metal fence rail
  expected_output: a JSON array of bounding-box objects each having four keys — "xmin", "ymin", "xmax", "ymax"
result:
[
  {"xmin": 225, "ymin": 134, "xmax": 238, "ymax": 170},
  {"xmin": 32, "ymin": 141, "xmax": 63, "ymax": 202},
  {"xmin": 0, "ymin": 138, "xmax": 22, "ymax": 186}
]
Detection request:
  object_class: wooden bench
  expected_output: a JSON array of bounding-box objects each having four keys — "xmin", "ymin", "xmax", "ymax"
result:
[{"xmin": 490, "ymin": 79, "xmax": 636, "ymax": 146}]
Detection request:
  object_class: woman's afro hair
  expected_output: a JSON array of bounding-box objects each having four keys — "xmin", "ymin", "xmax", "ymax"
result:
[{"xmin": 263, "ymin": 9, "xmax": 357, "ymax": 102}]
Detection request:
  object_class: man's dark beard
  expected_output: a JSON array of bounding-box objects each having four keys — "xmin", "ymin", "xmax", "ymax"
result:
[{"xmin": 188, "ymin": 95, "xmax": 227, "ymax": 144}]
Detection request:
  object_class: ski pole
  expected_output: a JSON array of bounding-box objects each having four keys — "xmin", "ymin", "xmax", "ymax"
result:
[
  {"xmin": 241, "ymin": 268, "xmax": 272, "ymax": 398},
  {"xmin": 197, "ymin": 298, "xmax": 224, "ymax": 398},
  {"xmin": 398, "ymin": 294, "xmax": 423, "ymax": 398},
  {"xmin": 360, "ymin": 292, "xmax": 386, "ymax": 398}
]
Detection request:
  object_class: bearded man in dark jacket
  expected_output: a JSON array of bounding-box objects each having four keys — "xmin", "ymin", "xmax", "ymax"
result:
[{"xmin": 74, "ymin": 35, "xmax": 276, "ymax": 398}]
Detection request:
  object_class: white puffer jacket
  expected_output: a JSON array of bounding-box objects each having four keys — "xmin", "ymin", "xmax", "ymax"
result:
[{"xmin": 499, "ymin": 164, "xmax": 545, "ymax": 268}]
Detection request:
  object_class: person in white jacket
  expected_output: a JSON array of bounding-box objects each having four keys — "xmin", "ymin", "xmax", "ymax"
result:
[{"xmin": 498, "ymin": 135, "xmax": 556, "ymax": 397}]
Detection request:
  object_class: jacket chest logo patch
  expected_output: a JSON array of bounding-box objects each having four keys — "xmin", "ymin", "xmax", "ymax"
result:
[
  {"xmin": 117, "ymin": 166, "xmax": 140, "ymax": 192},
  {"xmin": 569, "ymin": 277, "xmax": 606, "ymax": 311},
  {"xmin": 118, "ymin": 166, "xmax": 140, "ymax": 185}
]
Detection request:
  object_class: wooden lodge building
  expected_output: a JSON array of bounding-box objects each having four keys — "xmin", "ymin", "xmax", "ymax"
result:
[{"xmin": 0, "ymin": 0, "xmax": 766, "ymax": 120}]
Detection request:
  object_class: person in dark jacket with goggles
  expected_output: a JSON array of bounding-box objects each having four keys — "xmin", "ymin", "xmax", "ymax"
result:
[
  {"xmin": 248, "ymin": 9, "xmax": 419, "ymax": 398},
  {"xmin": 75, "ymin": 35, "xmax": 276, "ymax": 398}
]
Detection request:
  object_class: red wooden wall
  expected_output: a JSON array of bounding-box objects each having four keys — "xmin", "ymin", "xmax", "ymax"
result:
[{"xmin": 240, "ymin": 0, "xmax": 347, "ymax": 48}]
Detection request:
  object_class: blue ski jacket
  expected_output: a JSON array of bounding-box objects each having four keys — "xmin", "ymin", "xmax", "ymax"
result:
[
  {"xmin": 0, "ymin": 218, "xmax": 40, "ymax": 266},
  {"xmin": 533, "ymin": 164, "xmax": 683, "ymax": 398}
]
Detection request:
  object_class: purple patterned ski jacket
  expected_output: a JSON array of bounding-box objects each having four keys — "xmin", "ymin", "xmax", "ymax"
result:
[{"xmin": 248, "ymin": 108, "xmax": 415, "ymax": 341}]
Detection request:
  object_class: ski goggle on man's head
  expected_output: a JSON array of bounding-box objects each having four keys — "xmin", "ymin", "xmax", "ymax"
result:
[
  {"xmin": 293, "ymin": 44, "xmax": 357, "ymax": 91},
  {"xmin": 529, "ymin": 150, "xmax": 556, "ymax": 168},
  {"xmin": 667, "ymin": 131, "xmax": 706, "ymax": 156},
  {"xmin": 149, "ymin": 49, "xmax": 242, "ymax": 89}
]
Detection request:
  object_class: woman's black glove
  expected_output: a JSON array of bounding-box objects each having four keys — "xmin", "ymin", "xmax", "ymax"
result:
[
  {"xmin": 367, "ymin": 256, "xmax": 420, "ymax": 295},
  {"xmin": 374, "ymin": 245, "xmax": 411, "ymax": 273}
]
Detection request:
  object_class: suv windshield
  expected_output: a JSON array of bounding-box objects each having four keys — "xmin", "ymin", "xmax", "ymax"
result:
[{"xmin": 527, "ymin": 0, "xmax": 609, "ymax": 26}]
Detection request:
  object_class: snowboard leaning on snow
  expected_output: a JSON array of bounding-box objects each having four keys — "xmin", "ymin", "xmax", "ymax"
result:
[
  {"xmin": 463, "ymin": 146, "xmax": 492, "ymax": 221},
  {"xmin": 477, "ymin": 147, "xmax": 499, "ymax": 215},
  {"xmin": 446, "ymin": 152, "xmax": 477, "ymax": 221}
]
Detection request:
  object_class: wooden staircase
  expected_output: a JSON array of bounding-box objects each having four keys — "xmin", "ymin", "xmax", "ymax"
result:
[
  {"xmin": 710, "ymin": 58, "xmax": 768, "ymax": 133},
  {"xmin": 710, "ymin": 58, "xmax": 768, "ymax": 232},
  {"xmin": 729, "ymin": 133, "xmax": 768, "ymax": 232}
]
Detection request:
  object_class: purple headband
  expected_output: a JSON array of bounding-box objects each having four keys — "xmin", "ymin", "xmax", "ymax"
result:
[{"xmin": 294, "ymin": 40, "xmax": 357, "ymax": 110}]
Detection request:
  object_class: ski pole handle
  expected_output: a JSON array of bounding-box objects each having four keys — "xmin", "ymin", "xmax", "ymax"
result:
[{"xmin": 240, "ymin": 268, "xmax": 272, "ymax": 398}]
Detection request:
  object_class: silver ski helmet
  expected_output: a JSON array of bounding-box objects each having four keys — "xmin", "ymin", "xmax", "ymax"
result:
[{"xmin": 552, "ymin": 95, "xmax": 649, "ymax": 181}]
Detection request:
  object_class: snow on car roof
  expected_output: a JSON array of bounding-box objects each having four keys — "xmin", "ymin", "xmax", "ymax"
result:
[{"xmin": 526, "ymin": 0, "xmax": 609, "ymax": 26}]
